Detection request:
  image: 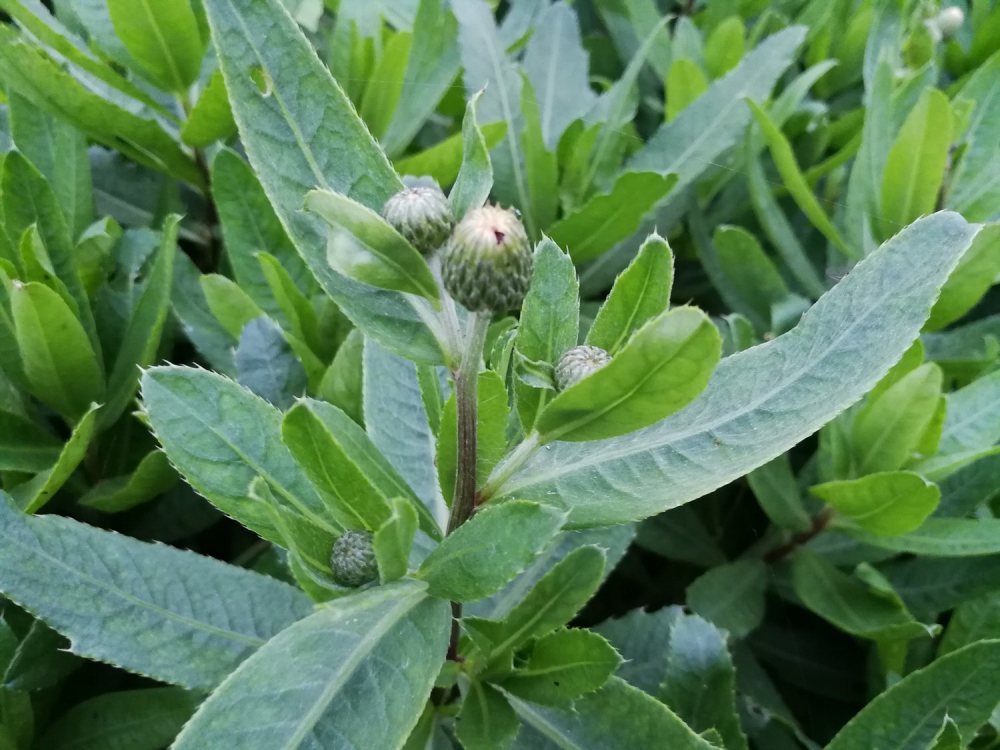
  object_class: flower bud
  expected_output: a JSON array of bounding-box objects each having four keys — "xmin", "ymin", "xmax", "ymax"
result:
[
  {"xmin": 441, "ymin": 205, "xmax": 532, "ymax": 312},
  {"xmin": 330, "ymin": 530, "xmax": 378, "ymax": 587},
  {"xmin": 934, "ymin": 6, "xmax": 964, "ymax": 38},
  {"xmin": 382, "ymin": 186, "xmax": 455, "ymax": 256},
  {"xmin": 555, "ymin": 345, "xmax": 612, "ymax": 391}
]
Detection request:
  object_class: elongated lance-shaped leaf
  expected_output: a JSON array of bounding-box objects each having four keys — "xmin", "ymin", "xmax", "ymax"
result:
[
  {"xmin": 450, "ymin": 90, "xmax": 494, "ymax": 219},
  {"xmin": 203, "ymin": 0, "xmax": 448, "ymax": 364},
  {"xmin": 0, "ymin": 494, "xmax": 312, "ymax": 690},
  {"xmin": 173, "ymin": 580, "xmax": 450, "ymax": 750},
  {"xmin": 493, "ymin": 213, "xmax": 981, "ymax": 527},
  {"xmin": 106, "ymin": 0, "xmax": 206, "ymax": 91},
  {"xmin": 826, "ymin": 640, "xmax": 1000, "ymax": 749}
]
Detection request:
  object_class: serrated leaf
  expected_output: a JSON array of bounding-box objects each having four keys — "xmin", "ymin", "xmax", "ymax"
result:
[
  {"xmin": 501, "ymin": 628, "xmax": 621, "ymax": 705},
  {"xmin": 586, "ymin": 233, "xmax": 673, "ymax": 355},
  {"xmin": 304, "ymin": 189, "xmax": 439, "ymax": 303},
  {"xmin": 417, "ymin": 501, "xmax": 566, "ymax": 602},
  {"xmin": 0, "ymin": 493, "xmax": 311, "ymax": 690},
  {"xmin": 141, "ymin": 366, "xmax": 337, "ymax": 544},
  {"xmin": 203, "ymin": 0, "xmax": 446, "ymax": 363},
  {"xmin": 511, "ymin": 676, "xmax": 717, "ymax": 749},
  {"xmin": 659, "ymin": 614, "xmax": 747, "ymax": 750},
  {"xmin": 536, "ymin": 307, "xmax": 721, "ymax": 443},
  {"xmin": 826, "ymin": 640, "xmax": 1000, "ymax": 750},
  {"xmin": 172, "ymin": 581, "xmax": 449, "ymax": 750},
  {"xmin": 811, "ymin": 472, "xmax": 940, "ymax": 536},
  {"xmin": 492, "ymin": 213, "xmax": 979, "ymax": 527}
]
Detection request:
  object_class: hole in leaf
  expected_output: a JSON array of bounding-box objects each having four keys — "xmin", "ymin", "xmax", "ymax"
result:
[{"xmin": 249, "ymin": 65, "xmax": 273, "ymax": 96}]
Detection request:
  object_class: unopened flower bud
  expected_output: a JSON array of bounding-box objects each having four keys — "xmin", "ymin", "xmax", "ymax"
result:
[
  {"xmin": 330, "ymin": 530, "xmax": 377, "ymax": 587},
  {"xmin": 555, "ymin": 345, "xmax": 612, "ymax": 391},
  {"xmin": 935, "ymin": 6, "xmax": 964, "ymax": 38},
  {"xmin": 441, "ymin": 205, "xmax": 532, "ymax": 312},
  {"xmin": 382, "ymin": 186, "xmax": 454, "ymax": 256}
]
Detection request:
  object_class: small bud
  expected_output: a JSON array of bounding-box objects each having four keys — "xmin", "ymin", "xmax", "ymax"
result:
[
  {"xmin": 441, "ymin": 205, "xmax": 532, "ymax": 312},
  {"xmin": 330, "ymin": 530, "xmax": 378, "ymax": 587},
  {"xmin": 555, "ymin": 345, "xmax": 612, "ymax": 391},
  {"xmin": 934, "ymin": 6, "xmax": 964, "ymax": 38},
  {"xmin": 382, "ymin": 186, "xmax": 455, "ymax": 256}
]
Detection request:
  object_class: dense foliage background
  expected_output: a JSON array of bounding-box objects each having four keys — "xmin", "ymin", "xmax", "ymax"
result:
[{"xmin": 0, "ymin": 0, "xmax": 998, "ymax": 747}]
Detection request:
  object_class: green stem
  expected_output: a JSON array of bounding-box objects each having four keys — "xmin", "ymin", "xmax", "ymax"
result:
[{"xmin": 446, "ymin": 311, "xmax": 491, "ymax": 535}]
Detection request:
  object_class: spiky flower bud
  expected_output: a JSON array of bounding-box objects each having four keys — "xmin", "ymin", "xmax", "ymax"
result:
[
  {"xmin": 441, "ymin": 205, "xmax": 532, "ymax": 312},
  {"xmin": 555, "ymin": 345, "xmax": 612, "ymax": 391},
  {"xmin": 330, "ymin": 530, "xmax": 378, "ymax": 587},
  {"xmin": 382, "ymin": 186, "xmax": 455, "ymax": 256}
]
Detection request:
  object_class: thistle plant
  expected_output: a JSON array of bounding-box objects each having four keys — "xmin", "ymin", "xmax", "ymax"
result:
[{"xmin": 0, "ymin": 0, "xmax": 998, "ymax": 748}]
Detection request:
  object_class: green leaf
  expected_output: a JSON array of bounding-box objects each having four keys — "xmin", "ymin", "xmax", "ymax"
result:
[
  {"xmin": 926, "ymin": 224, "xmax": 1000, "ymax": 332},
  {"xmin": 304, "ymin": 189, "xmax": 439, "ymax": 303},
  {"xmin": 79, "ymin": 449, "xmax": 177, "ymax": 513},
  {"xmin": 11, "ymin": 403, "xmax": 98, "ymax": 513},
  {"xmin": 520, "ymin": 76, "xmax": 559, "ymax": 234},
  {"xmin": 417, "ymin": 500, "xmax": 566, "ymax": 602},
  {"xmin": 522, "ymin": 2, "xmax": 596, "ymax": 150},
  {"xmin": 234, "ymin": 316, "xmax": 308, "ymax": 408},
  {"xmin": 211, "ymin": 149, "xmax": 310, "ymax": 318},
  {"xmin": 500, "ymin": 628, "xmax": 622, "ymax": 705},
  {"xmin": 852, "ymin": 362, "xmax": 943, "ymax": 474},
  {"xmin": 181, "ymin": 68, "xmax": 237, "ymax": 146},
  {"xmin": 0, "ymin": 493, "xmax": 311, "ymax": 690},
  {"xmin": 548, "ymin": 172, "xmax": 677, "ymax": 263},
  {"xmin": 172, "ymin": 581, "xmax": 450, "ymax": 750},
  {"xmin": 3, "ymin": 620, "xmax": 80, "ymax": 691},
  {"xmin": 515, "ymin": 239, "xmax": 579, "ymax": 432},
  {"xmin": 394, "ymin": 123, "xmax": 507, "ymax": 189},
  {"xmin": 449, "ymin": 90, "xmax": 494, "ymax": 220},
  {"xmin": 7, "ymin": 91, "xmax": 92, "ymax": 237},
  {"xmin": 107, "ymin": 0, "xmax": 205, "ymax": 91},
  {"xmin": 364, "ymin": 340, "xmax": 448, "ymax": 529},
  {"xmin": 628, "ymin": 26, "xmax": 805, "ymax": 196},
  {"xmin": 790, "ymin": 550, "xmax": 932, "ymax": 641},
  {"xmin": 536, "ymin": 307, "xmax": 721, "ymax": 443},
  {"xmin": 38, "ymin": 687, "xmax": 197, "ymax": 750},
  {"xmin": 203, "ymin": 0, "xmax": 447, "ymax": 363},
  {"xmin": 812, "ymin": 472, "xmax": 940, "ymax": 537},
  {"xmin": 282, "ymin": 399, "xmax": 392, "ymax": 531},
  {"xmin": 0, "ymin": 407, "xmax": 61, "ymax": 473},
  {"xmin": 492, "ymin": 214, "xmax": 980, "ymax": 527},
  {"xmin": 586, "ymin": 233, "xmax": 674, "ymax": 355},
  {"xmin": 511, "ymin": 676, "xmax": 717, "ymax": 749},
  {"xmin": 659, "ymin": 614, "xmax": 747, "ymax": 750},
  {"xmin": 382, "ymin": 0, "xmax": 460, "ymax": 157},
  {"xmin": 374, "ymin": 498, "xmax": 418, "ymax": 583},
  {"xmin": 318, "ymin": 329, "xmax": 364, "ymax": 426},
  {"xmin": 358, "ymin": 31, "xmax": 413, "ymax": 140},
  {"xmin": 140, "ymin": 366, "xmax": 336, "ymax": 544},
  {"xmin": 705, "ymin": 16, "xmax": 746, "ymax": 78},
  {"xmin": 826, "ymin": 640, "xmax": 1000, "ymax": 750},
  {"xmin": 948, "ymin": 52, "xmax": 1000, "ymax": 216},
  {"xmin": 848, "ymin": 519, "xmax": 1000, "ymax": 557},
  {"xmin": 939, "ymin": 590, "xmax": 1000, "ymax": 656},
  {"xmin": 102, "ymin": 215, "xmax": 177, "ymax": 428},
  {"xmin": 880, "ymin": 89, "xmax": 953, "ymax": 235},
  {"xmin": 10, "ymin": 281, "xmax": 104, "ymax": 422},
  {"xmin": 746, "ymin": 455, "xmax": 812, "ymax": 532},
  {"xmin": 466, "ymin": 545, "xmax": 606, "ymax": 661},
  {"xmin": 686, "ymin": 560, "xmax": 767, "ymax": 638},
  {"xmin": 748, "ymin": 100, "xmax": 851, "ymax": 257},
  {"xmin": 595, "ymin": 607, "xmax": 679, "ymax": 695},
  {"xmin": 456, "ymin": 681, "xmax": 519, "ymax": 750},
  {"xmin": 199, "ymin": 273, "xmax": 264, "ymax": 339},
  {"xmin": 0, "ymin": 32, "xmax": 202, "ymax": 186},
  {"xmin": 712, "ymin": 225, "xmax": 791, "ymax": 332},
  {"xmin": 665, "ymin": 59, "xmax": 708, "ymax": 121}
]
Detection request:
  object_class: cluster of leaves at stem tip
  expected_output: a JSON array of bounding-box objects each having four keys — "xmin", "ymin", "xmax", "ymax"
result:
[{"xmin": 0, "ymin": 0, "xmax": 999, "ymax": 748}]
